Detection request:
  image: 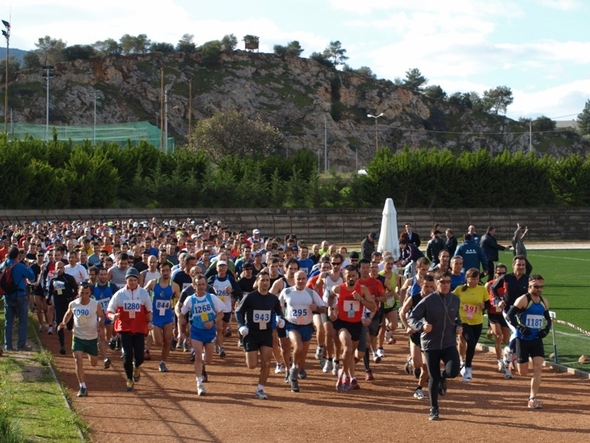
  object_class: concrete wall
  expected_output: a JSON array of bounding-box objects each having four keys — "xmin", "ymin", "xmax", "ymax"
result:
[{"xmin": 2, "ymin": 207, "xmax": 589, "ymax": 244}]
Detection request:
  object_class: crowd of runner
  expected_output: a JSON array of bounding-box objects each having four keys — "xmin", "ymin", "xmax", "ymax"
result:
[{"xmin": 1, "ymin": 218, "xmax": 550, "ymax": 420}]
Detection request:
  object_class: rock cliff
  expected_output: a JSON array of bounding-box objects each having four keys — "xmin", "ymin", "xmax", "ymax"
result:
[{"xmin": 8, "ymin": 50, "xmax": 589, "ymax": 168}]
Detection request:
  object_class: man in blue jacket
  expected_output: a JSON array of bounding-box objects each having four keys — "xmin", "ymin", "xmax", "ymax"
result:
[
  {"xmin": 454, "ymin": 233, "xmax": 487, "ymax": 273},
  {"xmin": 2, "ymin": 247, "xmax": 36, "ymax": 351}
]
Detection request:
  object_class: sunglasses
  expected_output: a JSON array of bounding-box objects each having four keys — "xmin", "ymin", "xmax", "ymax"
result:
[
  {"xmin": 438, "ymin": 280, "xmax": 451, "ymax": 284},
  {"xmin": 533, "ymin": 284, "xmax": 545, "ymax": 289},
  {"xmin": 331, "ymin": 262, "xmax": 341, "ymax": 266}
]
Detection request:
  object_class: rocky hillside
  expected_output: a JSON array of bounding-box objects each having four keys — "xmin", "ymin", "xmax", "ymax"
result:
[{"xmin": 8, "ymin": 50, "xmax": 589, "ymax": 168}]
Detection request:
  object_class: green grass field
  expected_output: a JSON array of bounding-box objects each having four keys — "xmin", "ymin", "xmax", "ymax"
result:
[{"xmin": 481, "ymin": 249, "xmax": 590, "ymax": 371}]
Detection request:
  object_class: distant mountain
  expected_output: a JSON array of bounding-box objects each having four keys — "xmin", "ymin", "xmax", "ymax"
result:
[{"xmin": 0, "ymin": 47, "xmax": 27, "ymax": 64}]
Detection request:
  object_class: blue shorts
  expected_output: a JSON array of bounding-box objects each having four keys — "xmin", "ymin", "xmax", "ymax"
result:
[
  {"xmin": 153, "ymin": 317, "xmax": 174, "ymax": 329},
  {"xmin": 190, "ymin": 326, "xmax": 217, "ymax": 344},
  {"xmin": 285, "ymin": 322, "xmax": 314, "ymax": 343}
]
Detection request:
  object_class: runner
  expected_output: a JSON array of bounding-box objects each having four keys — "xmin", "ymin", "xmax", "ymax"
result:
[
  {"xmin": 407, "ymin": 270, "xmax": 462, "ymax": 421},
  {"xmin": 484, "ymin": 263, "xmax": 512, "ymax": 377},
  {"xmin": 90, "ymin": 267, "xmax": 118, "ymax": 369},
  {"xmin": 506, "ymin": 274, "xmax": 552, "ymax": 409},
  {"xmin": 57, "ymin": 282, "xmax": 104, "ymax": 397},
  {"xmin": 279, "ymin": 270, "xmax": 326, "ymax": 392},
  {"xmin": 48, "ymin": 260, "xmax": 79, "ymax": 355},
  {"xmin": 399, "ymin": 274, "xmax": 436, "ymax": 400},
  {"xmin": 235, "ymin": 271, "xmax": 284, "ymax": 399},
  {"xmin": 179, "ymin": 275, "xmax": 224, "ymax": 396},
  {"xmin": 328, "ymin": 265, "xmax": 376, "ymax": 392},
  {"xmin": 455, "ymin": 268, "xmax": 488, "ymax": 382},
  {"xmin": 144, "ymin": 262, "xmax": 181, "ymax": 372},
  {"xmin": 207, "ymin": 260, "xmax": 242, "ymax": 358},
  {"xmin": 106, "ymin": 267, "xmax": 153, "ymax": 392}
]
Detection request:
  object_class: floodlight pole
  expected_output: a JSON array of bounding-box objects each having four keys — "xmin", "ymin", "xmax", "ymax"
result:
[{"xmin": 2, "ymin": 19, "xmax": 10, "ymax": 133}]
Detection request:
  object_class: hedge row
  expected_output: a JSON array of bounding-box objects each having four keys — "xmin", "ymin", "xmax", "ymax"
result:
[{"xmin": 1, "ymin": 136, "xmax": 589, "ymax": 209}]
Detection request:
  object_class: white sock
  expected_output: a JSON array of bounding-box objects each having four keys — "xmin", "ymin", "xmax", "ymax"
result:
[
  {"xmin": 197, "ymin": 376, "xmax": 203, "ymax": 384},
  {"xmin": 80, "ymin": 382, "xmax": 86, "ymax": 388},
  {"xmin": 257, "ymin": 384, "xmax": 264, "ymax": 391}
]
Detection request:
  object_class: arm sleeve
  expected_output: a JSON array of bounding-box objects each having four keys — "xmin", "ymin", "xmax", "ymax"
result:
[
  {"xmin": 507, "ymin": 304, "xmax": 524, "ymax": 328},
  {"xmin": 490, "ymin": 276, "xmax": 505, "ymax": 302},
  {"xmin": 235, "ymin": 293, "xmax": 249, "ymax": 328},
  {"xmin": 407, "ymin": 298, "xmax": 426, "ymax": 332}
]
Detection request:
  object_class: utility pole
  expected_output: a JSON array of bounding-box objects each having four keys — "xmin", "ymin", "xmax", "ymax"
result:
[
  {"xmin": 188, "ymin": 78, "xmax": 192, "ymax": 146},
  {"xmin": 324, "ymin": 115, "xmax": 328, "ymax": 172},
  {"xmin": 160, "ymin": 67, "xmax": 164, "ymax": 152}
]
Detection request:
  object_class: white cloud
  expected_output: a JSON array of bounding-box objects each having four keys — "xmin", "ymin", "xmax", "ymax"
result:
[
  {"xmin": 539, "ymin": 0, "xmax": 582, "ymax": 11},
  {"xmin": 508, "ymin": 80, "xmax": 590, "ymax": 119}
]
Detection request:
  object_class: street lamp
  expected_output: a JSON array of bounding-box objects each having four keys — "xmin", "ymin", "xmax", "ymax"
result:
[
  {"xmin": 2, "ymin": 19, "xmax": 10, "ymax": 133},
  {"xmin": 41, "ymin": 65, "xmax": 55, "ymax": 142},
  {"xmin": 367, "ymin": 112, "xmax": 384, "ymax": 153}
]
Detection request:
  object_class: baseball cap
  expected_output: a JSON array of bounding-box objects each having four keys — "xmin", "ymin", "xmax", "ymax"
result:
[
  {"xmin": 65, "ymin": 230, "xmax": 73, "ymax": 236},
  {"xmin": 253, "ymin": 229, "xmax": 260, "ymax": 235},
  {"xmin": 369, "ymin": 232, "xmax": 377, "ymax": 239},
  {"xmin": 217, "ymin": 260, "xmax": 227, "ymax": 266}
]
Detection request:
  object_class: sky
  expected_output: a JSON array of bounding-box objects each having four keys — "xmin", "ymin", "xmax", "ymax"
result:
[{"xmin": 2, "ymin": 0, "xmax": 589, "ymax": 120}]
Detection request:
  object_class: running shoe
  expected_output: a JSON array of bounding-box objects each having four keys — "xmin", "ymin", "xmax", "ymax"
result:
[
  {"xmin": 315, "ymin": 346, "xmax": 324, "ymax": 360},
  {"xmin": 384, "ymin": 328, "xmax": 392, "ymax": 342},
  {"xmin": 108, "ymin": 338, "xmax": 116, "ymax": 350},
  {"xmin": 202, "ymin": 366, "xmax": 208, "ymax": 382},
  {"xmin": 322, "ymin": 359, "xmax": 333, "ymax": 374},
  {"xmin": 143, "ymin": 350, "xmax": 151, "ymax": 361},
  {"xmin": 376, "ymin": 347, "xmax": 385, "ymax": 358},
  {"xmin": 290, "ymin": 368, "xmax": 300, "ymax": 392},
  {"xmin": 414, "ymin": 387, "xmax": 426, "ymax": 399},
  {"xmin": 404, "ymin": 355, "xmax": 413, "ymax": 375},
  {"xmin": 59, "ymin": 346, "xmax": 66, "ymax": 355},
  {"xmin": 373, "ymin": 351, "xmax": 381, "ymax": 363},
  {"xmin": 190, "ymin": 350, "xmax": 195, "ymax": 363},
  {"xmin": 184, "ymin": 341, "xmax": 190, "ymax": 352},
  {"xmin": 528, "ymin": 398, "xmax": 542, "ymax": 409},
  {"xmin": 104, "ymin": 358, "xmax": 111, "ymax": 370},
  {"xmin": 504, "ymin": 364, "xmax": 513, "ymax": 379},
  {"xmin": 125, "ymin": 379, "xmax": 134, "ymax": 392},
  {"xmin": 214, "ymin": 342, "xmax": 220, "ymax": 354},
  {"xmin": 460, "ymin": 359, "xmax": 465, "ymax": 369},
  {"xmin": 176, "ymin": 341, "xmax": 183, "ymax": 350},
  {"xmin": 332, "ymin": 361, "xmax": 340, "ymax": 376},
  {"xmin": 497, "ymin": 359, "xmax": 506, "ymax": 373},
  {"xmin": 438, "ymin": 377, "xmax": 447, "ymax": 396},
  {"xmin": 197, "ymin": 383, "xmax": 206, "ymax": 396},
  {"xmin": 133, "ymin": 366, "xmax": 141, "ymax": 382},
  {"xmin": 284, "ymin": 370, "xmax": 290, "ymax": 383},
  {"xmin": 335, "ymin": 374, "xmax": 343, "ymax": 392},
  {"xmin": 170, "ymin": 338, "xmax": 177, "ymax": 351},
  {"xmin": 461, "ymin": 366, "xmax": 472, "ymax": 382},
  {"xmin": 224, "ymin": 327, "xmax": 232, "ymax": 338},
  {"xmin": 365, "ymin": 370, "xmax": 374, "ymax": 381},
  {"xmin": 219, "ymin": 347, "xmax": 226, "ymax": 358},
  {"xmin": 115, "ymin": 337, "xmax": 121, "ymax": 351},
  {"xmin": 350, "ymin": 377, "xmax": 360, "ymax": 390},
  {"xmin": 255, "ymin": 389, "xmax": 268, "ymax": 400},
  {"xmin": 47, "ymin": 325, "xmax": 54, "ymax": 335},
  {"xmin": 341, "ymin": 377, "xmax": 351, "ymax": 391},
  {"xmin": 428, "ymin": 407, "xmax": 439, "ymax": 421},
  {"xmin": 298, "ymin": 368, "xmax": 307, "ymax": 380},
  {"xmin": 77, "ymin": 387, "xmax": 87, "ymax": 397},
  {"xmin": 275, "ymin": 363, "xmax": 284, "ymax": 374},
  {"xmin": 159, "ymin": 361, "xmax": 169, "ymax": 372}
]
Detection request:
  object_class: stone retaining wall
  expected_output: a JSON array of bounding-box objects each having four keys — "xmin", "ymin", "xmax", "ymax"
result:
[{"xmin": 2, "ymin": 207, "xmax": 588, "ymax": 244}]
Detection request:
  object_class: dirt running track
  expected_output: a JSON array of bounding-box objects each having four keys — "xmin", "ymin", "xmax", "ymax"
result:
[{"xmin": 41, "ymin": 327, "xmax": 590, "ymax": 443}]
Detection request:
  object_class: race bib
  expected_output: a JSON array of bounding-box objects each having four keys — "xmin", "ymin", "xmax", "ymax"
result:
[
  {"xmin": 463, "ymin": 304, "xmax": 478, "ymax": 320},
  {"xmin": 525, "ymin": 314, "xmax": 543, "ymax": 329},
  {"xmin": 99, "ymin": 298, "xmax": 110, "ymax": 312},
  {"xmin": 344, "ymin": 300, "xmax": 360, "ymax": 312},
  {"xmin": 385, "ymin": 296, "xmax": 395, "ymax": 309},
  {"xmin": 74, "ymin": 308, "xmax": 90, "ymax": 324},
  {"xmin": 254, "ymin": 310, "xmax": 271, "ymax": 330},
  {"xmin": 155, "ymin": 299, "xmax": 171, "ymax": 316},
  {"xmin": 124, "ymin": 301, "xmax": 141, "ymax": 318},
  {"xmin": 291, "ymin": 308, "xmax": 308, "ymax": 325}
]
